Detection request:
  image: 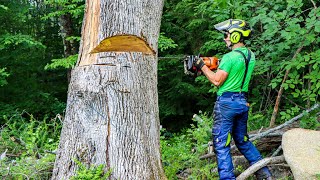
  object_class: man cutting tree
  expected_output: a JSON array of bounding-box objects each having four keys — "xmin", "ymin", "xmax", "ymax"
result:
[{"xmin": 194, "ymin": 19, "xmax": 273, "ymax": 180}]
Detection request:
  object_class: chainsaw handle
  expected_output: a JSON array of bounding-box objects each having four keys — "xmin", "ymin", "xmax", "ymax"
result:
[
  {"xmin": 184, "ymin": 55, "xmax": 219, "ymax": 77},
  {"xmin": 201, "ymin": 57, "xmax": 219, "ymax": 70}
]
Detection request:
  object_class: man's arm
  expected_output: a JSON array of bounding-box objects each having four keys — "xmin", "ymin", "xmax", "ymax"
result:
[{"xmin": 201, "ymin": 65, "xmax": 228, "ymax": 86}]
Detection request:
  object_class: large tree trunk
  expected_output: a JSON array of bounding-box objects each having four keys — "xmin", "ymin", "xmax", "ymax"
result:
[{"xmin": 52, "ymin": 0, "xmax": 166, "ymax": 179}]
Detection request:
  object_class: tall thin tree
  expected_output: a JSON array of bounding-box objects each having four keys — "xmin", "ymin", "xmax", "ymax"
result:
[{"xmin": 52, "ymin": 0, "xmax": 166, "ymax": 179}]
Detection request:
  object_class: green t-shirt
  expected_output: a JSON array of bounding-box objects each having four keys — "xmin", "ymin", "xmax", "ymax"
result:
[{"xmin": 217, "ymin": 47, "xmax": 255, "ymax": 96}]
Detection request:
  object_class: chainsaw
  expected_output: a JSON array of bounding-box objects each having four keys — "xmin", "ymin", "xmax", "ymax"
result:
[{"xmin": 184, "ymin": 55, "xmax": 219, "ymax": 76}]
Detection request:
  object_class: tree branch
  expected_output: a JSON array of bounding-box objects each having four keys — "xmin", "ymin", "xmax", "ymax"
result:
[
  {"xmin": 310, "ymin": 0, "xmax": 317, "ymax": 9},
  {"xmin": 269, "ymin": 45, "xmax": 304, "ymax": 127},
  {"xmin": 254, "ymin": 103, "xmax": 318, "ymax": 142},
  {"xmin": 236, "ymin": 155, "xmax": 285, "ymax": 180},
  {"xmin": 271, "ymin": 145, "xmax": 282, "ymax": 157}
]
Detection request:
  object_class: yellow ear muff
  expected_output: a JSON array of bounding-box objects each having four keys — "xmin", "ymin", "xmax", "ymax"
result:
[{"xmin": 230, "ymin": 31, "xmax": 241, "ymax": 44}]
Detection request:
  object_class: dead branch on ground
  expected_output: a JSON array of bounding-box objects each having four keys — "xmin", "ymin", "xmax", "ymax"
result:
[{"xmin": 236, "ymin": 155, "xmax": 285, "ymax": 180}]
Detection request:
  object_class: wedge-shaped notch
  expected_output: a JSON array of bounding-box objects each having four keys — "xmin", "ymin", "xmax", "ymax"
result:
[{"xmin": 90, "ymin": 34, "xmax": 155, "ymax": 55}]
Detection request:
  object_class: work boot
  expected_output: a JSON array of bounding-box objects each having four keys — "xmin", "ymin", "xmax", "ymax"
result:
[
  {"xmin": 255, "ymin": 167, "xmax": 273, "ymax": 180},
  {"xmin": 257, "ymin": 177, "xmax": 274, "ymax": 180},
  {"xmin": 256, "ymin": 176, "xmax": 274, "ymax": 180}
]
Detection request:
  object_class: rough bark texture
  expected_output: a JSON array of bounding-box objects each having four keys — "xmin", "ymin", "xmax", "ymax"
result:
[{"xmin": 52, "ymin": 0, "xmax": 165, "ymax": 179}]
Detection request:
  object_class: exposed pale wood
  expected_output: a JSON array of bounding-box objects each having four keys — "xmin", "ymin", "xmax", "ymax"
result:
[
  {"xmin": 78, "ymin": 0, "xmax": 162, "ymax": 66},
  {"xmin": 236, "ymin": 155, "xmax": 285, "ymax": 180},
  {"xmin": 52, "ymin": 0, "xmax": 166, "ymax": 179},
  {"xmin": 77, "ymin": 0, "xmax": 100, "ymax": 66},
  {"xmin": 90, "ymin": 35, "xmax": 155, "ymax": 54}
]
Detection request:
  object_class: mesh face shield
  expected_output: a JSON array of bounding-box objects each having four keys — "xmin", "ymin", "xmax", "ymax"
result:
[{"xmin": 214, "ymin": 19, "xmax": 233, "ymax": 33}]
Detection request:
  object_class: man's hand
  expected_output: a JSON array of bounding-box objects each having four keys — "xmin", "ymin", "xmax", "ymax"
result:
[{"xmin": 194, "ymin": 57, "xmax": 205, "ymax": 70}]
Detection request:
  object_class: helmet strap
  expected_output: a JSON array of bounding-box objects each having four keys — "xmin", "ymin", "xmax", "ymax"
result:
[{"xmin": 227, "ymin": 44, "xmax": 233, "ymax": 50}]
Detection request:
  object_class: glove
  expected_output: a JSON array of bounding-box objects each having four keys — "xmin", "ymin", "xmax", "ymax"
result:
[{"xmin": 194, "ymin": 57, "xmax": 205, "ymax": 70}]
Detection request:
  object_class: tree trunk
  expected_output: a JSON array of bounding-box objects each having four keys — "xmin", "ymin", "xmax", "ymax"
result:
[
  {"xmin": 58, "ymin": 12, "xmax": 76, "ymax": 82},
  {"xmin": 59, "ymin": 13, "xmax": 76, "ymax": 57},
  {"xmin": 52, "ymin": 0, "xmax": 166, "ymax": 179}
]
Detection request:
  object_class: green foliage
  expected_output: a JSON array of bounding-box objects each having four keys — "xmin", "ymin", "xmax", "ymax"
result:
[
  {"xmin": 158, "ymin": 33, "xmax": 178, "ymax": 52},
  {"xmin": 0, "ymin": 33, "xmax": 45, "ymax": 50},
  {"xmin": 279, "ymin": 106, "xmax": 300, "ymax": 121},
  {"xmin": 161, "ymin": 129, "xmax": 193, "ymax": 178},
  {"xmin": 0, "ymin": 1, "xmax": 318, "ymax": 179},
  {"xmin": 160, "ymin": 0, "xmax": 320, "ymax": 129},
  {"xmin": 71, "ymin": 160, "xmax": 111, "ymax": 180},
  {"xmin": 0, "ymin": 68, "xmax": 9, "ymax": 86},
  {"xmin": 0, "ymin": 112, "xmax": 62, "ymax": 179},
  {"xmin": 299, "ymin": 114, "xmax": 320, "ymax": 130},
  {"xmin": 248, "ymin": 1, "xmax": 320, "ymax": 111},
  {"xmin": 0, "ymin": 0, "xmax": 69, "ymax": 119},
  {"xmin": 66, "ymin": 36, "xmax": 81, "ymax": 42},
  {"xmin": 288, "ymin": 50, "xmax": 320, "ymax": 102},
  {"xmin": 0, "ymin": 154, "xmax": 56, "ymax": 179},
  {"xmin": 158, "ymin": 56, "xmax": 215, "ymax": 131},
  {"xmin": 247, "ymin": 103, "xmax": 270, "ymax": 131},
  {"xmin": 43, "ymin": 0, "xmax": 85, "ymax": 20},
  {"xmin": 161, "ymin": 113, "xmax": 219, "ymax": 179},
  {"xmin": 45, "ymin": 54, "xmax": 78, "ymax": 70},
  {"xmin": 0, "ymin": 111, "xmax": 61, "ymax": 156},
  {"xmin": 0, "ymin": 4, "xmax": 8, "ymax": 10}
]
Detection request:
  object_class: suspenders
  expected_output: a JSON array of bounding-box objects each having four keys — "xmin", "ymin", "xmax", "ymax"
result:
[{"xmin": 233, "ymin": 49, "xmax": 252, "ymax": 92}]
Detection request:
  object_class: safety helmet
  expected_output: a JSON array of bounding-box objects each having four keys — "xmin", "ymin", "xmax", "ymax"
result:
[{"xmin": 214, "ymin": 19, "xmax": 251, "ymax": 44}]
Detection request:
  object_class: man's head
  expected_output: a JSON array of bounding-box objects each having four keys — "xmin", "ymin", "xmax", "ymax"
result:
[{"xmin": 214, "ymin": 19, "xmax": 251, "ymax": 48}]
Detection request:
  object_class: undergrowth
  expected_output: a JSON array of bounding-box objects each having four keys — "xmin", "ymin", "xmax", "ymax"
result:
[
  {"xmin": 160, "ymin": 112, "xmax": 219, "ymax": 179},
  {"xmin": 70, "ymin": 160, "xmax": 112, "ymax": 180},
  {"xmin": 0, "ymin": 108, "xmax": 317, "ymax": 179},
  {"xmin": 159, "ymin": 107, "xmax": 277, "ymax": 179},
  {"xmin": 0, "ymin": 111, "xmax": 61, "ymax": 179}
]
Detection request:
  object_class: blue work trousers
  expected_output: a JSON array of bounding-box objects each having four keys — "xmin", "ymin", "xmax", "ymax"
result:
[{"xmin": 212, "ymin": 92, "xmax": 271, "ymax": 180}]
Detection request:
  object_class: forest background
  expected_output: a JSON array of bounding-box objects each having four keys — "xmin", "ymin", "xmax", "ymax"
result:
[{"xmin": 0, "ymin": 0, "xmax": 319, "ymax": 179}]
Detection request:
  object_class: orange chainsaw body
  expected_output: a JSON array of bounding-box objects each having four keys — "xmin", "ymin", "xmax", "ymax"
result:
[{"xmin": 202, "ymin": 56, "xmax": 219, "ymax": 70}]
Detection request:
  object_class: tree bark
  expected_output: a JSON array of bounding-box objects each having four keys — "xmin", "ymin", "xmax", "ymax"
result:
[
  {"xmin": 52, "ymin": 0, "xmax": 166, "ymax": 179},
  {"xmin": 59, "ymin": 13, "xmax": 76, "ymax": 57}
]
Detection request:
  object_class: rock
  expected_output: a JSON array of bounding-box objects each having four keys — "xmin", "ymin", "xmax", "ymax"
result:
[{"xmin": 282, "ymin": 128, "xmax": 320, "ymax": 180}]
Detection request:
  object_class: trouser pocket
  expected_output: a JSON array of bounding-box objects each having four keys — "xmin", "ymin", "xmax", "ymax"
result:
[{"xmin": 212, "ymin": 127, "xmax": 232, "ymax": 148}]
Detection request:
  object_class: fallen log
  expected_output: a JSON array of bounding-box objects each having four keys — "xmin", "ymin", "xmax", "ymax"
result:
[
  {"xmin": 236, "ymin": 155, "xmax": 285, "ymax": 180},
  {"xmin": 251, "ymin": 103, "xmax": 319, "ymax": 142}
]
